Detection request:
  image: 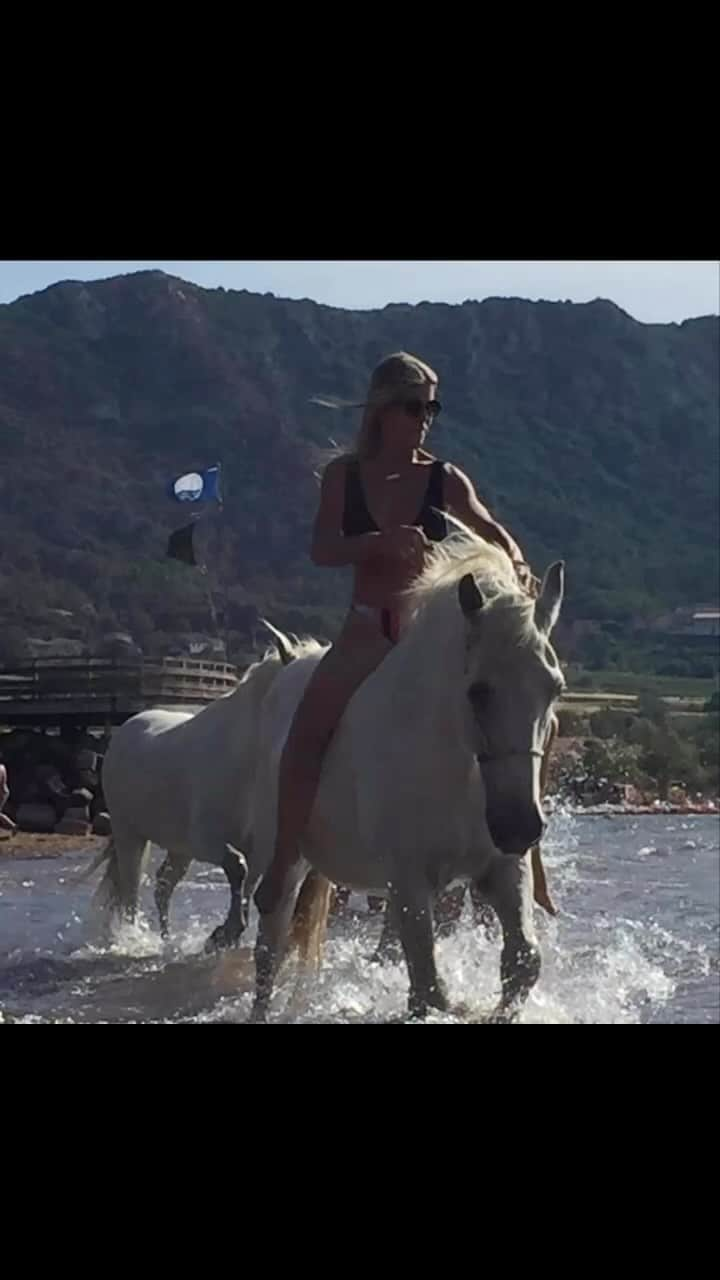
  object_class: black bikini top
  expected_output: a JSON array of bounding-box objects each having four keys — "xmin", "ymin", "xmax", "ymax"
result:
[{"xmin": 342, "ymin": 458, "xmax": 448, "ymax": 542}]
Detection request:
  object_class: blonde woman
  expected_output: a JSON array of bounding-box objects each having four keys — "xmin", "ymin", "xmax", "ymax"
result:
[{"xmin": 256, "ymin": 353, "xmax": 550, "ymax": 916}]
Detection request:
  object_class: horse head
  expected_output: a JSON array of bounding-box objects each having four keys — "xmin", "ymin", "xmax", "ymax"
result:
[{"xmin": 459, "ymin": 562, "xmax": 565, "ymax": 854}]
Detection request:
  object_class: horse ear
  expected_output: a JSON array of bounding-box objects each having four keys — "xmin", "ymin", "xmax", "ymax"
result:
[
  {"xmin": 534, "ymin": 561, "xmax": 564, "ymax": 635},
  {"xmin": 458, "ymin": 573, "xmax": 485, "ymax": 618}
]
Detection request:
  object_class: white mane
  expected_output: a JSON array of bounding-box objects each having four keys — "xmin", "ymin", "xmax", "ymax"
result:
[
  {"xmin": 404, "ymin": 532, "xmax": 537, "ymax": 651},
  {"xmin": 263, "ymin": 532, "xmax": 538, "ymax": 673}
]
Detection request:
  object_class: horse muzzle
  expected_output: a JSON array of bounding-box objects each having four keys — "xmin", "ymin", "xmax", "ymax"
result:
[{"xmin": 486, "ymin": 808, "xmax": 546, "ymax": 856}]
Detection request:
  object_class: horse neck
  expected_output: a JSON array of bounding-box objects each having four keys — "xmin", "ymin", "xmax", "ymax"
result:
[{"xmin": 374, "ymin": 595, "xmax": 470, "ymax": 747}]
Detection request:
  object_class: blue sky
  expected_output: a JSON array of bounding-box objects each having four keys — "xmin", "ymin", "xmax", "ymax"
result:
[{"xmin": 0, "ymin": 260, "xmax": 717, "ymax": 323}]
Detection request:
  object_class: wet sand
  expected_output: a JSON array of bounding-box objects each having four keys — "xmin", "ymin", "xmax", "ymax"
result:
[{"xmin": 0, "ymin": 832, "xmax": 105, "ymax": 860}]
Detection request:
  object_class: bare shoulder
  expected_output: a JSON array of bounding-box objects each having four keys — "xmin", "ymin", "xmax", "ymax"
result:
[
  {"xmin": 441, "ymin": 461, "xmax": 475, "ymax": 496},
  {"xmin": 322, "ymin": 454, "xmax": 351, "ymax": 487}
]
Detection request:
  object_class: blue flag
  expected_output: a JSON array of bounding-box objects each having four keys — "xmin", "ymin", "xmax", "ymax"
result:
[{"xmin": 168, "ymin": 464, "xmax": 222, "ymax": 504}]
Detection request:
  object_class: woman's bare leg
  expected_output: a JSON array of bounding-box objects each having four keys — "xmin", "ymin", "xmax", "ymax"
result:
[
  {"xmin": 531, "ymin": 714, "xmax": 559, "ymax": 916},
  {"xmin": 255, "ymin": 614, "xmax": 392, "ymax": 916}
]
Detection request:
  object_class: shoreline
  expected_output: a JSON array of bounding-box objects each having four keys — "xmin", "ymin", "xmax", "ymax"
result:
[
  {"xmin": 2, "ymin": 805, "xmax": 719, "ymax": 863},
  {"xmin": 572, "ymin": 806, "xmax": 719, "ymax": 817}
]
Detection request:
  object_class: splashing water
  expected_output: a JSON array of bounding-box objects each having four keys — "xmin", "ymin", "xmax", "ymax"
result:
[{"xmin": 0, "ymin": 814, "xmax": 717, "ymax": 1023}]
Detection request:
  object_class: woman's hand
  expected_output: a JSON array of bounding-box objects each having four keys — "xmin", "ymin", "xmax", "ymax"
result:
[
  {"xmin": 513, "ymin": 560, "xmax": 540, "ymax": 597},
  {"xmin": 373, "ymin": 525, "xmax": 432, "ymax": 573}
]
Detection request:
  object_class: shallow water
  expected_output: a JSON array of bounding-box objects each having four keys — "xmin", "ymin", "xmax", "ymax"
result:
[{"xmin": 0, "ymin": 812, "xmax": 717, "ymax": 1024}]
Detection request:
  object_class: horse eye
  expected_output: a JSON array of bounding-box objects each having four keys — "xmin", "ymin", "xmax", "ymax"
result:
[{"xmin": 468, "ymin": 681, "xmax": 492, "ymax": 711}]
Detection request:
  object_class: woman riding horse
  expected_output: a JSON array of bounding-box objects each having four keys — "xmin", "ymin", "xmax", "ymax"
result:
[{"xmin": 255, "ymin": 352, "xmax": 556, "ymax": 919}]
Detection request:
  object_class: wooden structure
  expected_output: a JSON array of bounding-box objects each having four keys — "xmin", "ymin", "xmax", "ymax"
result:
[{"xmin": 0, "ymin": 657, "xmax": 238, "ymax": 729}]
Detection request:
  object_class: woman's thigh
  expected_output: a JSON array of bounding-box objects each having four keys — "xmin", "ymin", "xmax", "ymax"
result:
[{"xmin": 286, "ymin": 612, "xmax": 393, "ymax": 753}]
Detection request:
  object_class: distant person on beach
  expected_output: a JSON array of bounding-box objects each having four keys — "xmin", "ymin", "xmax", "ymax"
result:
[{"xmin": 0, "ymin": 763, "xmax": 16, "ymax": 832}]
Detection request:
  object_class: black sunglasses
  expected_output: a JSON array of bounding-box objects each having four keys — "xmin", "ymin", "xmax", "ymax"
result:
[{"xmin": 397, "ymin": 398, "xmax": 442, "ymax": 420}]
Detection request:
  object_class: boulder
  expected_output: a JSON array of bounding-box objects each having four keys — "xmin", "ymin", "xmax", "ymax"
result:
[
  {"xmin": 63, "ymin": 805, "xmax": 90, "ymax": 823},
  {"xmin": 90, "ymin": 792, "xmax": 107, "ymax": 819},
  {"xmin": 55, "ymin": 817, "xmax": 92, "ymax": 836},
  {"xmin": 75, "ymin": 749, "xmax": 98, "ymax": 772},
  {"xmin": 36, "ymin": 767, "xmax": 68, "ymax": 804},
  {"xmin": 91, "ymin": 811, "xmax": 112, "ymax": 836},
  {"xmin": 16, "ymin": 802, "xmax": 57, "ymax": 833},
  {"xmin": 70, "ymin": 788, "xmax": 93, "ymax": 807}
]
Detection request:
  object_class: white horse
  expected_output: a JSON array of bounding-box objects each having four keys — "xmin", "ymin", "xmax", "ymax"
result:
[
  {"xmin": 89, "ymin": 649, "xmax": 287, "ymax": 950},
  {"xmin": 249, "ymin": 536, "xmax": 565, "ymax": 1021}
]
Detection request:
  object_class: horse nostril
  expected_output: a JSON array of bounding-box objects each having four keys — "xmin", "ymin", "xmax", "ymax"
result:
[{"xmin": 489, "ymin": 810, "xmax": 544, "ymax": 856}]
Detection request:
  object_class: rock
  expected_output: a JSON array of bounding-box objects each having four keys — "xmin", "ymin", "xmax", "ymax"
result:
[
  {"xmin": 18, "ymin": 782, "xmax": 42, "ymax": 803},
  {"xmin": 91, "ymin": 811, "xmax": 112, "ymax": 836},
  {"xmin": 36, "ymin": 767, "xmax": 68, "ymax": 802},
  {"xmin": 63, "ymin": 805, "xmax": 90, "ymax": 823},
  {"xmin": 75, "ymin": 749, "xmax": 97, "ymax": 772},
  {"xmin": 16, "ymin": 802, "xmax": 57, "ymax": 833},
  {"xmin": 70, "ymin": 788, "xmax": 93, "ymax": 806},
  {"xmin": 55, "ymin": 817, "xmax": 92, "ymax": 836},
  {"xmin": 90, "ymin": 793, "xmax": 107, "ymax": 819}
]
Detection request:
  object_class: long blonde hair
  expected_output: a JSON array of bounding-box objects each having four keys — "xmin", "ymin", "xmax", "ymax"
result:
[
  {"xmin": 312, "ymin": 352, "xmax": 439, "ymax": 471},
  {"xmin": 355, "ymin": 352, "xmax": 439, "ymax": 460}
]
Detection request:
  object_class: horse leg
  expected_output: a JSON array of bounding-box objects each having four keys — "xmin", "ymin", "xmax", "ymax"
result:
[
  {"xmin": 372, "ymin": 883, "xmax": 470, "ymax": 965},
  {"xmin": 482, "ymin": 853, "xmax": 540, "ymax": 1021},
  {"xmin": 392, "ymin": 881, "xmax": 449, "ymax": 1020},
  {"xmin": 155, "ymin": 849, "xmax": 191, "ymax": 941},
  {"xmin": 331, "ymin": 885, "xmax": 351, "ymax": 917},
  {"xmin": 250, "ymin": 880, "xmax": 303, "ymax": 1022},
  {"xmin": 205, "ymin": 844, "xmax": 249, "ymax": 953},
  {"xmin": 371, "ymin": 902, "xmax": 403, "ymax": 965}
]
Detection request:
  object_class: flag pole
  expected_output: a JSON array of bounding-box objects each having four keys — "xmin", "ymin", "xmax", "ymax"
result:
[{"xmin": 166, "ymin": 464, "xmax": 228, "ymax": 658}]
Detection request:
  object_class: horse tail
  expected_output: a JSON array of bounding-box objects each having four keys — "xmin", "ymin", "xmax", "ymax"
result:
[
  {"xmin": 93, "ymin": 839, "xmax": 125, "ymax": 917},
  {"xmin": 287, "ymin": 868, "xmax": 334, "ymax": 971},
  {"xmin": 90, "ymin": 833, "xmax": 149, "ymax": 922}
]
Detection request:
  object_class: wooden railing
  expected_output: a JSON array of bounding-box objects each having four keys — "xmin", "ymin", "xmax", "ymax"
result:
[{"xmin": 0, "ymin": 657, "xmax": 238, "ymax": 724}]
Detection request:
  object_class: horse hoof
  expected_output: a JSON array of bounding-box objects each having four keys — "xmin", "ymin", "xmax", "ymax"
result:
[
  {"xmin": 369, "ymin": 948, "xmax": 401, "ymax": 967},
  {"xmin": 408, "ymin": 983, "xmax": 450, "ymax": 1021},
  {"xmin": 205, "ymin": 926, "xmax": 241, "ymax": 954},
  {"xmin": 488, "ymin": 1003, "xmax": 522, "ymax": 1024},
  {"xmin": 449, "ymin": 1001, "xmax": 470, "ymax": 1019}
]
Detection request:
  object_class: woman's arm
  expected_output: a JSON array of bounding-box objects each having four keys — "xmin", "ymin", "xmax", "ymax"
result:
[
  {"xmin": 443, "ymin": 463, "xmax": 539, "ymax": 594},
  {"xmin": 443, "ymin": 463, "xmax": 525, "ymax": 563}
]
